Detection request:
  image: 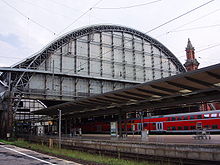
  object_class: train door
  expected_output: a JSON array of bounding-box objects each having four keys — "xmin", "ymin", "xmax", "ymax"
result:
[
  {"xmin": 96, "ymin": 125, "xmax": 102, "ymax": 132},
  {"xmin": 156, "ymin": 122, "xmax": 163, "ymax": 131},
  {"xmin": 196, "ymin": 122, "xmax": 202, "ymax": 130},
  {"xmin": 131, "ymin": 124, "xmax": 136, "ymax": 132}
]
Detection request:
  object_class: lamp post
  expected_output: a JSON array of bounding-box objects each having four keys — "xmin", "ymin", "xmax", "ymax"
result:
[{"xmin": 58, "ymin": 109, "xmax": 61, "ymax": 149}]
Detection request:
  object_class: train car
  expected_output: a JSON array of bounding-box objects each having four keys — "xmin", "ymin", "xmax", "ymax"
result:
[
  {"xmin": 81, "ymin": 110, "xmax": 220, "ymax": 134},
  {"xmin": 128, "ymin": 110, "xmax": 220, "ymax": 134}
]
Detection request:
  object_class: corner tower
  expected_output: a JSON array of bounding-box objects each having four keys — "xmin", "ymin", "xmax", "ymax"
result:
[{"xmin": 184, "ymin": 39, "xmax": 199, "ymax": 71}]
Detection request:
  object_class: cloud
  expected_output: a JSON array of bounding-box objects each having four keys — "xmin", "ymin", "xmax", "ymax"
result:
[
  {"xmin": 0, "ymin": 33, "xmax": 23, "ymax": 47},
  {"xmin": 0, "ymin": 40, "xmax": 24, "ymax": 67},
  {"xmin": 0, "ymin": 0, "xmax": 219, "ymax": 68}
]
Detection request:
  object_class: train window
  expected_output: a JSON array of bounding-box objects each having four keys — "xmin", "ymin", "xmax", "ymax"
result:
[
  {"xmin": 190, "ymin": 126, "xmax": 196, "ymax": 130},
  {"xmin": 197, "ymin": 115, "xmax": 202, "ymax": 119},
  {"xmin": 167, "ymin": 127, "xmax": 171, "ymax": 131},
  {"xmin": 212, "ymin": 125, "xmax": 218, "ymax": 129},
  {"xmin": 172, "ymin": 127, "xmax": 176, "ymax": 130},
  {"xmin": 177, "ymin": 117, "xmax": 181, "ymax": 120},
  {"xmin": 190, "ymin": 116, "xmax": 194, "ymax": 120},
  {"xmin": 168, "ymin": 117, "xmax": 172, "ymax": 121},
  {"xmin": 211, "ymin": 114, "xmax": 217, "ymax": 118},
  {"xmin": 183, "ymin": 116, "xmax": 188, "ymax": 120},
  {"xmin": 204, "ymin": 114, "xmax": 209, "ymax": 118},
  {"xmin": 153, "ymin": 123, "xmax": 156, "ymax": 126},
  {"xmin": 204, "ymin": 125, "xmax": 210, "ymax": 129},
  {"xmin": 184, "ymin": 126, "xmax": 188, "ymax": 130},
  {"xmin": 143, "ymin": 123, "xmax": 148, "ymax": 127},
  {"xmin": 172, "ymin": 117, "xmax": 176, "ymax": 121},
  {"xmin": 178, "ymin": 126, "xmax": 182, "ymax": 130}
]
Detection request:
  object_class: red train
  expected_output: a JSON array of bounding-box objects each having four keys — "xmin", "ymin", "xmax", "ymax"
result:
[{"xmin": 82, "ymin": 110, "xmax": 220, "ymax": 134}]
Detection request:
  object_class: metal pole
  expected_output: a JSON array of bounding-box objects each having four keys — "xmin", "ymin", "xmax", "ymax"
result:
[
  {"xmin": 141, "ymin": 111, "xmax": 144, "ymax": 131},
  {"xmin": 52, "ymin": 60, "xmax": 55, "ymax": 90},
  {"xmin": 58, "ymin": 109, "xmax": 61, "ymax": 149}
]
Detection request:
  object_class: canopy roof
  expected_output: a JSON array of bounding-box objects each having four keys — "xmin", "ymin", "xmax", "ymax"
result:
[{"xmin": 33, "ymin": 63, "xmax": 220, "ymax": 117}]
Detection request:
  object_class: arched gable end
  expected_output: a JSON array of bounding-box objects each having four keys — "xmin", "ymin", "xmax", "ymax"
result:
[{"xmin": 15, "ymin": 25, "xmax": 185, "ymax": 73}]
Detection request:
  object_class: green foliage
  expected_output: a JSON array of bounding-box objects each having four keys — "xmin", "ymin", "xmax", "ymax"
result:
[{"xmin": 0, "ymin": 139, "xmax": 154, "ymax": 165}]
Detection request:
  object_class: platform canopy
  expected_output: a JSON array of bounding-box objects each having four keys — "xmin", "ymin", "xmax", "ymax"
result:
[{"xmin": 34, "ymin": 63, "xmax": 220, "ymax": 117}]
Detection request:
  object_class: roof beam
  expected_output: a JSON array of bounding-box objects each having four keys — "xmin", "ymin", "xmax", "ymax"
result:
[
  {"xmin": 166, "ymin": 81, "xmax": 199, "ymax": 91},
  {"xmin": 113, "ymin": 93, "xmax": 143, "ymax": 101},
  {"xmin": 123, "ymin": 91, "xmax": 150, "ymax": 99},
  {"xmin": 104, "ymin": 96, "xmax": 128, "ymax": 102},
  {"xmin": 206, "ymin": 71, "xmax": 220, "ymax": 79},
  {"xmin": 74, "ymin": 102, "xmax": 91, "ymax": 107},
  {"xmin": 97, "ymin": 97, "xmax": 121, "ymax": 104},
  {"xmin": 136, "ymin": 88, "xmax": 169, "ymax": 97},
  {"xmin": 150, "ymin": 85, "xmax": 178, "ymax": 93},
  {"xmin": 184, "ymin": 76, "xmax": 214, "ymax": 87},
  {"xmin": 87, "ymin": 99, "xmax": 110, "ymax": 105}
]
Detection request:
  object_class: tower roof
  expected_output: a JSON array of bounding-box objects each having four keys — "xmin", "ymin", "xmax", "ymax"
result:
[{"xmin": 186, "ymin": 38, "xmax": 194, "ymax": 50}]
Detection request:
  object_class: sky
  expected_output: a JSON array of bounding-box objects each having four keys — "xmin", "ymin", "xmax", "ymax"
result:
[{"xmin": 0, "ymin": 0, "xmax": 219, "ymax": 68}]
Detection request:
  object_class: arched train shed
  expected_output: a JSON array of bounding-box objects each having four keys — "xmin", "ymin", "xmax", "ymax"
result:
[
  {"xmin": 0, "ymin": 25, "xmax": 185, "ymax": 137},
  {"xmin": 1, "ymin": 25, "xmax": 185, "ymax": 104}
]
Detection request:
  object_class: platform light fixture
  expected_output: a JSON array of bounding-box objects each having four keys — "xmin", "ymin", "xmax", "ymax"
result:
[
  {"xmin": 151, "ymin": 95, "xmax": 161, "ymax": 98},
  {"xmin": 179, "ymin": 89, "xmax": 192, "ymax": 93},
  {"xmin": 214, "ymin": 82, "xmax": 220, "ymax": 87}
]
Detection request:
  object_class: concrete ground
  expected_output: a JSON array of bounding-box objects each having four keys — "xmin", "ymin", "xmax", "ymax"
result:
[
  {"xmin": 73, "ymin": 134, "xmax": 220, "ymax": 145},
  {"xmin": 0, "ymin": 143, "xmax": 81, "ymax": 165}
]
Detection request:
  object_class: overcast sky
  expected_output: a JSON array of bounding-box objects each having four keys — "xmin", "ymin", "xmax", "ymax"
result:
[{"xmin": 0, "ymin": 0, "xmax": 219, "ymax": 68}]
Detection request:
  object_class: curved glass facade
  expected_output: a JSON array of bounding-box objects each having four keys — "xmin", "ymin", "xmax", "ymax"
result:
[{"xmin": 27, "ymin": 25, "xmax": 185, "ymax": 97}]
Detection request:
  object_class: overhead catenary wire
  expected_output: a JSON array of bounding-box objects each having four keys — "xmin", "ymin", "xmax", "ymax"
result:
[
  {"xmin": 146, "ymin": 0, "xmax": 215, "ymax": 34},
  {"xmin": 49, "ymin": 0, "xmax": 80, "ymax": 12},
  {"xmin": 196, "ymin": 43, "xmax": 220, "ymax": 53},
  {"xmin": 93, "ymin": 0, "xmax": 162, "ymax": 10},
  {"xmin": 19, "ymin": 0, "xmax": 74, "ymax": 20},
  {"xmin": 1, "ymin": 0, "xmax": 56, "ymax": 35},
  {"xmin": 167, "ymin": 24, "xmax": 220, "ymax": 33},
  {"xmin": 57, "ymin": 0, "xmax": 104, "ymax": 36},
  {"xmin": 71, "ymin": 0, "xmax": 215, "ymax": 74},
  {"xmin": 156, "ymin": 7, "xmax": 220, "ymax": 38}
]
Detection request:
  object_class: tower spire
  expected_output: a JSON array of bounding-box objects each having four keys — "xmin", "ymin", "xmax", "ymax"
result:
[{"xmin": 184, "ymin": 38, "xmax": 199, "ymax": 71}]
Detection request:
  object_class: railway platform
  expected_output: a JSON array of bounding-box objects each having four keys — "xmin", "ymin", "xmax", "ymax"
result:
[{"xmin": 18, "ymin": 134, "xmax": 220, "ymax": 164}]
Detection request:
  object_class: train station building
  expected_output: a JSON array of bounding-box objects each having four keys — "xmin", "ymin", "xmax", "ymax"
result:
[{"xmin": 0, "ymin": 24, "xmax": 219, "ymax": 138}]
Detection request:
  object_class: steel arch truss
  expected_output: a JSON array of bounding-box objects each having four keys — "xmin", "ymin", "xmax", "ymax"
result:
[{"xmin": 3, "ymin": 25, "xmax": 186, "ymax": 92}]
